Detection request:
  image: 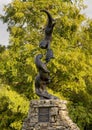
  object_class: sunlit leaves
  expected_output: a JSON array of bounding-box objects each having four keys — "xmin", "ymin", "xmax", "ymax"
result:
[
  {"xmin": 0, "ymin": 86, "xmax": 29, "ymax": 130},
  {"xmin": 0, "ymin": 0, "xmax": 92, "ymax": 129}
]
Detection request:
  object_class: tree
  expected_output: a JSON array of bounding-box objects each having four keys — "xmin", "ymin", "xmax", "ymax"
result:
[{"xmin": 0, "ymin": 0, "xmax": 92, "ymax": 129}]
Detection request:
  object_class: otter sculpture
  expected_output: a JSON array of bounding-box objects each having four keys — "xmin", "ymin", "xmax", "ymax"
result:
[
  {"xmin": 35, "ymin": 10, "xmax": 58, "ymax": 99},
  {"xmin": 39, "ymin": 10, "xmax": 56, "ymax": 49}
]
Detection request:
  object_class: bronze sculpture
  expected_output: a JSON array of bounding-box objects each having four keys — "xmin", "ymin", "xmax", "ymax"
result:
[
  {"xmin": 39, "ymin": 10, "xmax": 55, "ymax": 49},
  {"xmin": 35, "ymin": 10, "xmax": 58, "ymax": 99}
]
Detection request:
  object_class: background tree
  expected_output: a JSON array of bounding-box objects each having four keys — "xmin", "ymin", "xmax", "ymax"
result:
[{"xmin": 0, "ymin": 0, "xmax": 92, "ymax": 129}]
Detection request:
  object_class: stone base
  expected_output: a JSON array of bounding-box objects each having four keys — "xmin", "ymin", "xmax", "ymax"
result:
[{"xmin": 22, "ymin": 100, "xmax": 80, "ymax": 130}]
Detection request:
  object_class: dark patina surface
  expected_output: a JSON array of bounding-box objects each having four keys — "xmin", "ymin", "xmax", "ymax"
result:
[{"xmin": 35, "ymin": 10, "xmax": 58, "ymax": 99}]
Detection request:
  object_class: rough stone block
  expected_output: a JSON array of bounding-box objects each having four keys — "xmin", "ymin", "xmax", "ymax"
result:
[{"xmin": 22, "ymin": 100, "xmax": 80, "ymax": 130}]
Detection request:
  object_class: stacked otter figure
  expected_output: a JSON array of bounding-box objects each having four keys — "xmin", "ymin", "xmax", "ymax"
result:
[{"xmin": 35, "ymin": 10, "xmax": 58, "ymax": 99}]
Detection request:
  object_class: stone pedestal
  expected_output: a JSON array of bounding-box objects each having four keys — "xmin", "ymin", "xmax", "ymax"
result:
[{"xmin": 22, "ymin": 100, "xmax": 80, "ymax": 130}]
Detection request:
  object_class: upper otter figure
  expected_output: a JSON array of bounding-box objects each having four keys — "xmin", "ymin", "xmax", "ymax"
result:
[{"xmin": 39, "ymin": 10, "xmax": 56, "ymax": 49}]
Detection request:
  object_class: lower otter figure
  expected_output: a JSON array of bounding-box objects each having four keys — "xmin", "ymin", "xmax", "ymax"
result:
[
  {"xmin": 35, "ymin": 54, "xmax": 50, "ymax": 73},
  {"xmin": 35, "ymin": 74, "xmax": 58, "ymax": 99},
  {"xmin": 35, "ymin": 54, "xmax": 58, "ymax": 99}
]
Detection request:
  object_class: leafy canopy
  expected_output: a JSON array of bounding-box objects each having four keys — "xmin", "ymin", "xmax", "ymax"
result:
[{"xmin": 0, "ymin": 0, "xmax": 92, "ymax": 130}]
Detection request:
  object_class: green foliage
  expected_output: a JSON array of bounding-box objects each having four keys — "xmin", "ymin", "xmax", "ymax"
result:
[
  {"xmin": 0, "ymin": 85, "xmax": 29, "ymax": 130},
  {"xmin": 0, "ymin": 0, "xmax": 92, "ymax": 130},
  {"xmin": 68, "ymin": 101, "xmax": 92, "ymax": 130}
]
